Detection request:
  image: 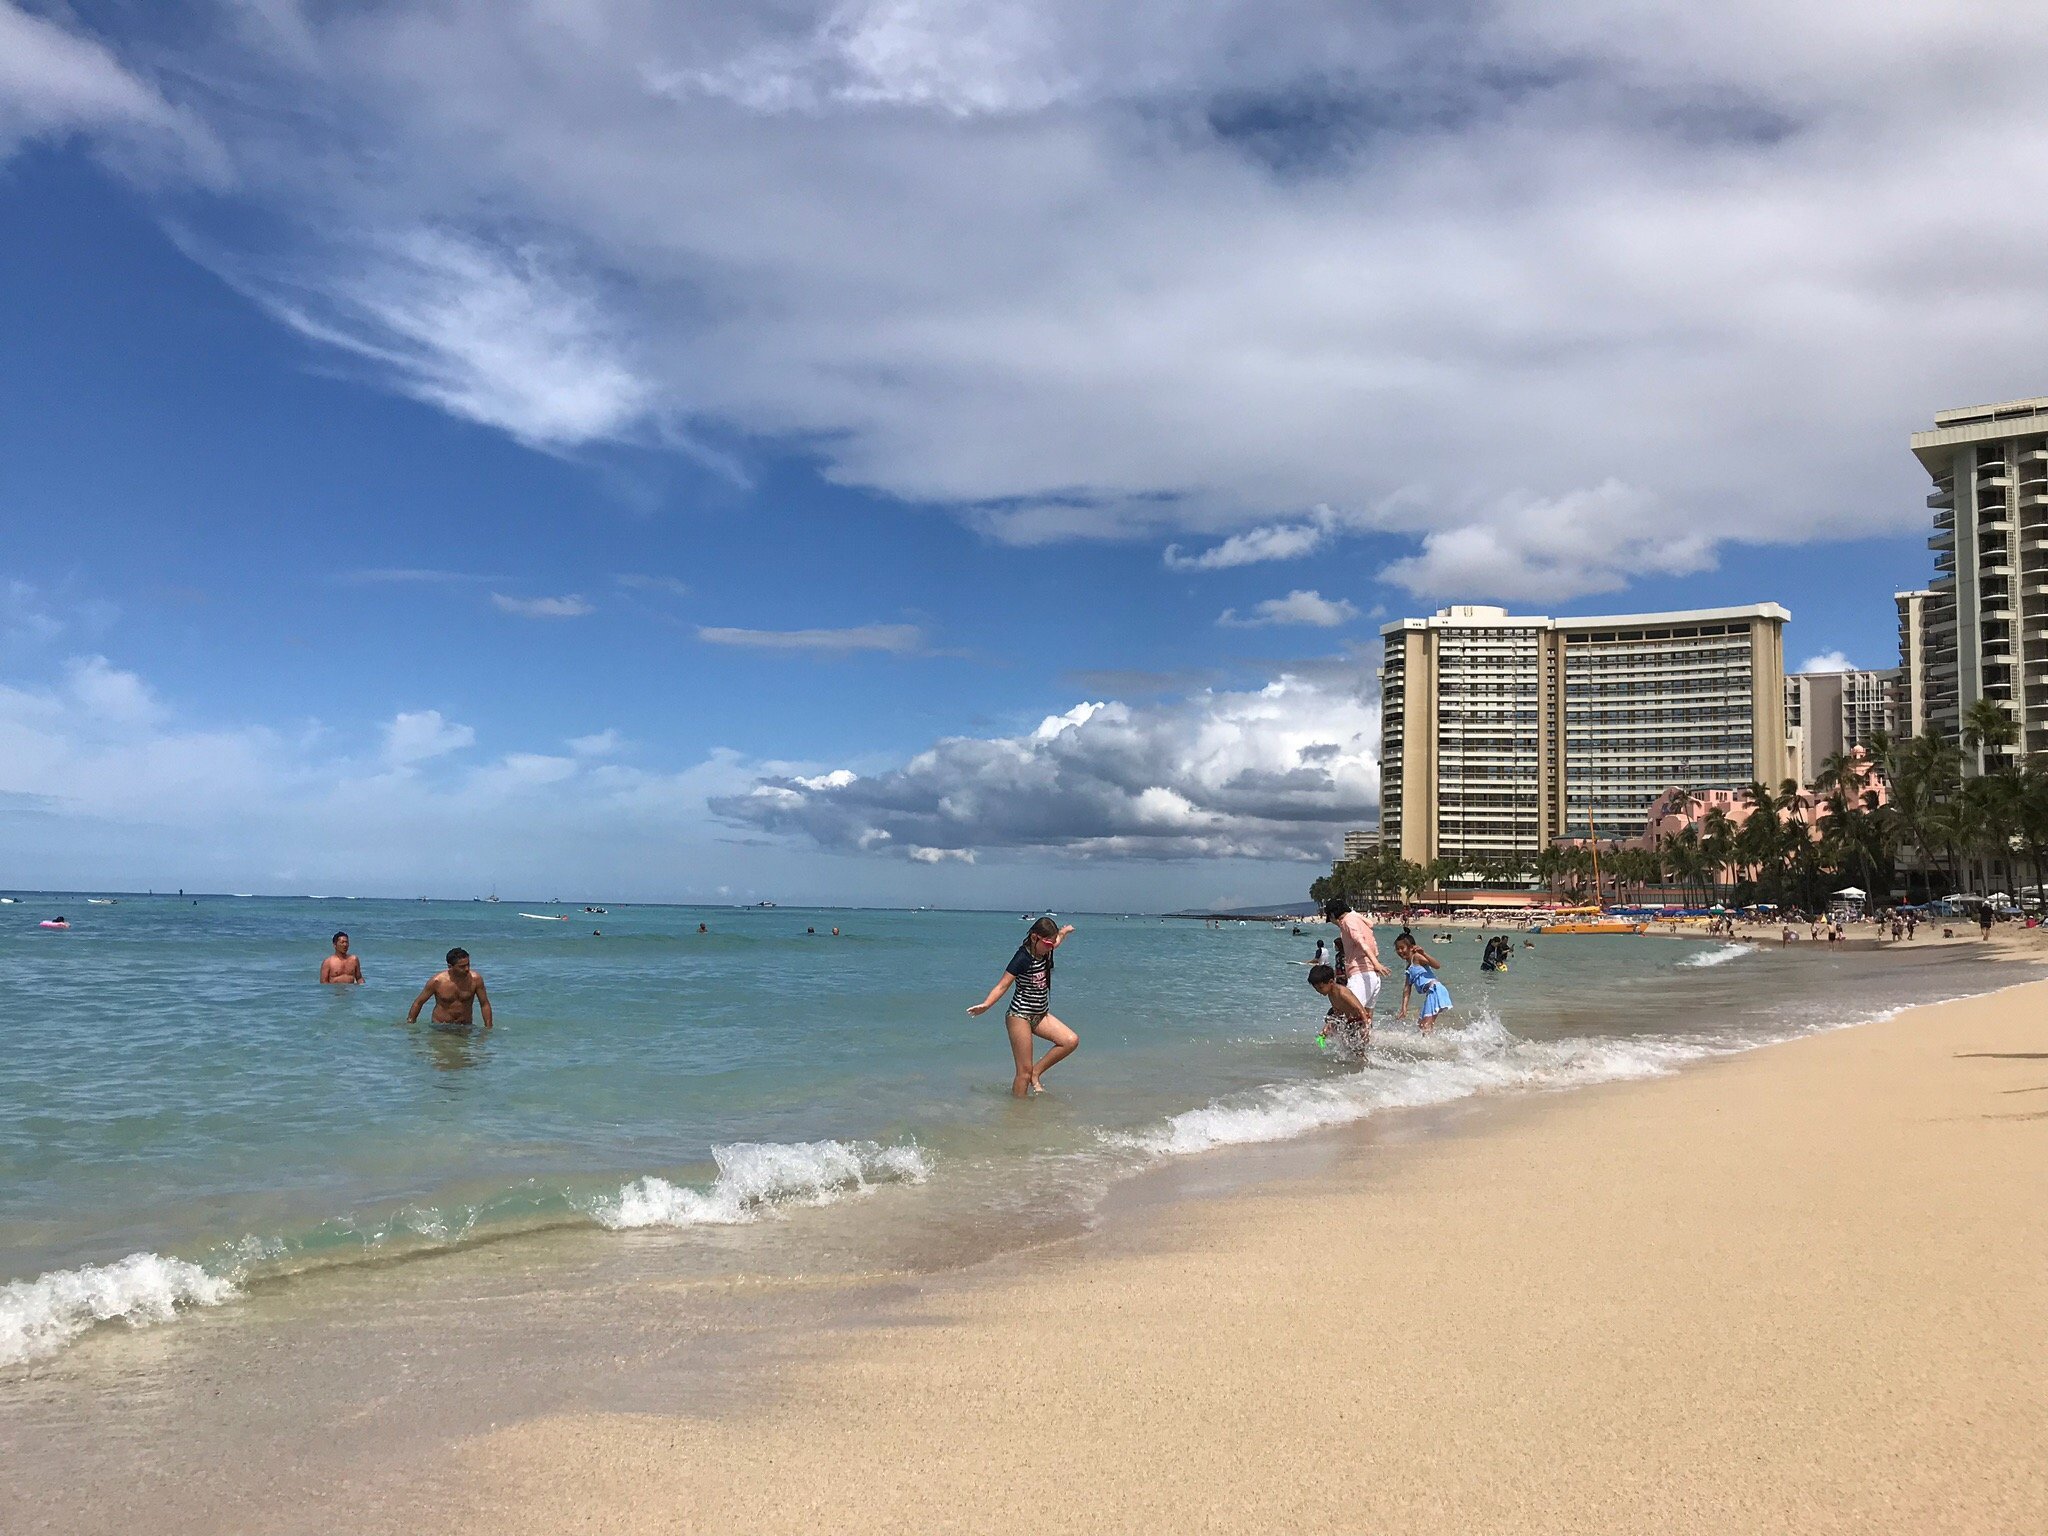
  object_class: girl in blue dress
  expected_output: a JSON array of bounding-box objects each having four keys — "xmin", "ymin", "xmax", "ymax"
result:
[{"xmin": 1393, "ymin": 934, "xmax": 1452, "ymax": 1034}]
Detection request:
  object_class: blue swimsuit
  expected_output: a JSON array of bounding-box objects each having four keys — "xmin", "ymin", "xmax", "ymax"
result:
[{"xmin": 1406, "ymin": 962, "xmax": 1452, "ymax": 1019}]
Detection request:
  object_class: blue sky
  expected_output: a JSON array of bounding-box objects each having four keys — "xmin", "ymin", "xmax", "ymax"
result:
[{"xmin": 2, "ymin": 2, "xmax": 2040, "ymax": 908}]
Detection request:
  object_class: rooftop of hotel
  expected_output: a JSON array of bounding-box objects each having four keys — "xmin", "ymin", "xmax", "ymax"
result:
[{"xmin": 1381, "ymin": 602, "xmax": 1791, "ymax": 637}]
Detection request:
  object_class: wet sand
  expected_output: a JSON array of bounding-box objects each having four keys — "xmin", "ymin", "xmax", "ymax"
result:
[{"xmin": 450, "ymin": 977, "xmax": 2048, "ymax": 1535}]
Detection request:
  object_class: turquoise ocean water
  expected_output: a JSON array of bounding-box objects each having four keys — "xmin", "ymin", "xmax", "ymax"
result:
[{"xmin": 0, "ymin": 895, "xmax": 2018, "ymax": 1368}]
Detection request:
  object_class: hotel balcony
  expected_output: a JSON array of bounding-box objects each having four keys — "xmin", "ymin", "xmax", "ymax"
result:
[
  {"xmin": 1929, "ymin": 487, "xmax": 1955, "ymax": 508},
  {"xmin": 1929, "ymin": 529, "xmax": 1955, "ymax": 551}
]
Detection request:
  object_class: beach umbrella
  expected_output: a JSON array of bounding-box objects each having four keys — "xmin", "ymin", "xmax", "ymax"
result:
[{"xmin": 1832, "ymin": 886, "xmax": 1865, "ymax": 898}]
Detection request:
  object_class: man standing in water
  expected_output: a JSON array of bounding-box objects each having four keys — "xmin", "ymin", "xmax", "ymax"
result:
[
  {"xmin": 319, "ymin": 931, "xmax": 363, "ymax": 984},
  {"xmin": 406, "ymin": 947, "xmax": 493, "ymax": 1030}
]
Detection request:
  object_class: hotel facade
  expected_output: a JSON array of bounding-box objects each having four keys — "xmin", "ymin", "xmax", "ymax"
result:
[
  {"xmin": 1907, "ymin": 395, "xmax": 2048, "ymax": 766},
  {"xmin": 1380, "ymin": 603, "xmax": 1791, "ymax": 870},
  {"xmin": 1784, "ymin": 666, "xmax": 1897, "ymax": 785}
]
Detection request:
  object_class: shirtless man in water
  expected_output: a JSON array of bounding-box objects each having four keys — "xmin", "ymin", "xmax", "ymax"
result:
[
  {"xmin": 406, "ymin": 947, "xmax": 493, "ymax": 1030},
  {"xmin": 319, "ymin": 931, "xmax": 363, "ymax": 984}
]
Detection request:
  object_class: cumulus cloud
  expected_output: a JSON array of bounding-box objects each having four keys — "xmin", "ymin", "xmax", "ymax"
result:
[
  {"xmin": 1376, "ymin": 482, "xmax": 1714, "ymax": 603},
  {"xmin": 50, "ymin": 2, "xmax": 2048, "ymax": 598},
  {"xmin": 0, "ymin": 650, "xmax": 795, "ymax": 899},
  {"xmin": 492, "ymin": 592, "xmax": 595, "ymax": 618},
  {"xmin": 1218, "ymin": 590, "xmax": 1358, "ymax": 629},
  {"xmin": 713, "ymin": 674, "xmax": 1379, "ymax": 862},
  {"xmin": 567, "ymin": 728, "xmax": 624, "ymax": 757},
  {"xmin": 65, "ymin": 656, "xmax": 162, "ymax": 724},
  {"xmin": 696, "ymin": 623, "xmax": 924, "ymax": 654},
  {"xmin": 1798, "ymin": 650, "xmax": 1854, "ymax": 674},
  {"xmin": 382, "ymin": 709, "xmax": 475, "ymax": 767}
]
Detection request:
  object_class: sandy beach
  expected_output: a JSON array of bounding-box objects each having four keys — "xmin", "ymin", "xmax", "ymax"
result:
[{"xmin": 452, "ymin": 975, "xmax": 2048, "ymax": 1535}]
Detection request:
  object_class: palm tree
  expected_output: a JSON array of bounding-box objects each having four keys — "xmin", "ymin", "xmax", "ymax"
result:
[
  {"xmin": 1963, "ymin": 698, "xmax": 2019, "ymax": 777},
  {"xmin": 1699, "ymin": 805, "xmax": 1736, "ymax": 903}
]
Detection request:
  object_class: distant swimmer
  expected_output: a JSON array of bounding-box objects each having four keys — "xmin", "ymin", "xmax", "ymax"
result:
[
  {"xmin": 967, "ymin": 915, "xmax": 1079, "ymax": 1097},
  {"xmin": 406, "ymin": 947, "xmax": 493, "ymax": 1031},
  {"xmin": 1307, "ymin": 963, "xmax": 1370, "ymax": 1052},
  {"xmin": 320, "ymin": 931, "xmax": 363, "ymax": 984},
  {"xmin": 697, "ymin": 923, "xmax": 708, "ymax": 934}
]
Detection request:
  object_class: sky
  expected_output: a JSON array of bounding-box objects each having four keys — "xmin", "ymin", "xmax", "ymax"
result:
[{"xmin": 1, "ymin": 0, "xmax": 2043, "ymax": 909}]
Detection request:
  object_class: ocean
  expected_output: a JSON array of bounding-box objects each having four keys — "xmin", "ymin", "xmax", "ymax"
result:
[{"xmin": 0, "ymin": 895, "xmax": 2023, "ymax": 1371}]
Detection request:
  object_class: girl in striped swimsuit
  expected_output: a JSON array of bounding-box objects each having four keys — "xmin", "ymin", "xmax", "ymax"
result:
[{"xmin": 968, "ymin": 916, "xmax": 1080, "ymax": 1096}]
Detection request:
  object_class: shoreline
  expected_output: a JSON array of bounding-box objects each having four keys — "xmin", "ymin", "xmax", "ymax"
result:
[
  {"xmin": 6, "ymin": 947, "xmax": 2044, "ymax": 1534},
  {"xmin": 444, "ymin": 974, "xmax": 2048, "ymax": 1535}
]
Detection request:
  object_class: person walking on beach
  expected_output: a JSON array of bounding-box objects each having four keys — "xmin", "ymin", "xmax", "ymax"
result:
[
  {"xmin": 319, "ymin": 931, "xmax": 363, "ymax": 984},
  {"xmin": 967, "ymin": 916, "xmax": 1078, "ymax": 1096},
  {"xmin": 406, "ymin": 947, "xmax": 492, "ymax": 1031}
]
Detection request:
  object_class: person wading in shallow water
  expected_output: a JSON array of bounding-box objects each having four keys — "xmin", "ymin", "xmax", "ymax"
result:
[
  {"xmin": 319, "ymin": 931, "xmax": 363, "ymax": 984},
  {"xmin": 967, "ymin": 916, "xmax": 1080, "ymax": 1096},
  {"xmin": 407, "ymin": 947, "xmax": 493, "ymax": 1032}
]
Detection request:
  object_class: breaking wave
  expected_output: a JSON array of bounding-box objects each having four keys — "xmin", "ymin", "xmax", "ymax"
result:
[
  {"xmin": 587, "ymin": 1138, "xmax": 934, "ymax": 1229},
  {"xmin": 1, "ymin": 1253, "xmax": 239, "ymax": 1368},
  {"xmin": 1111, "ymin": 1011, "xmax": 1767, "ymax": 1159},
  {"xmin": 1679, "ymin": 943, "xmax": 1754, "ymax": 968}
]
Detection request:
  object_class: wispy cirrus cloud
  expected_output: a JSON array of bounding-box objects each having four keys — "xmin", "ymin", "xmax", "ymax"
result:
[
  {"xmin": 1218, "ymin": 590, "xmax": 1357, "ymax": 629},
  {"xmin": 614, "ymin": 574, "xmax": 690, "ymax": 597},
  {"xmin": 342, "ymin": 568, "xmax": 481, "ymax": 585},
  {"xmin": 696, "ymin": 623, "xmax": 924, "ymax": 655},
  {"xmin": 492, "ymin": 592, "xmax": 595, "ymax": 619},
  {"xmin": 0, "ymin": 1, "xmax": 225, "ymax": 177}
]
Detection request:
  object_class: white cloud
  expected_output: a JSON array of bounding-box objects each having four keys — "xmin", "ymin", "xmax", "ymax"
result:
[
  {"xmin": 65, "ymin": 656, "xmax": 162, "ymax": 724},
  {"xmin": 567, "ymin": 728, "xmax": 624, "ymax": 757},
  {"xmin": 1164, "ymin": 508, "xmax": 1351, "ymax": 572},
  {"xmin": 1376, "ymin": 482, "xmax": 1715, "ymax": 603},
  {"xmin": 492, "ymin": 592, "xmax": 595, "ymax": 618},
  {"xmin": 696, "ymin": 623, "xmax": 924, "ymax": 654},
  {"xmin": 382, "ymin": 709, "xmax": 475, "ymax": 767},
  {"xmin": 45, "ymin": 2, "xmax": 2048, "ymax": 599},
  {"xmin": 907, "ymin": 845, "xmax": 975, "ymax": 864},
  {"xmin": 1798, "ymin": 650, "xmax": 1854, "ymax": 674},
  {"xmin": 1218, "ymin": 590, "xmax": 1358, "ymax": 629},
  {"xmin": 0, "ymin": 2, "xmax": 222, "ymax": 175},
  {"xmin": 715, "ymin": 673, "xmax": 1379, "ymax": 862},
  {"xmin": 249, "ymin": 231, "xmax": 655, "ymax": 450}
]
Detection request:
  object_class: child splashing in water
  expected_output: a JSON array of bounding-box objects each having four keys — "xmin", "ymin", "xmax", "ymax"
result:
[
  {"xmin": 1307, "ymin": 963, "xmax": 1371, "ymax": 1054},
  {"xmin": 1394, "ymin": 934, "xmax": 1452, "ymax": 1034},
  {"xmin": 968, "ymin": 917, "xmax": 1080, "ymax": 1096}
]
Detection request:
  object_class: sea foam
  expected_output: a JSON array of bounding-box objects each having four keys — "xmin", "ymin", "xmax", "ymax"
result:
[
  {"xmin": 588, "ymin": 1138, "xmax": 934, "ymax": 1229},
  {"xmin": 1679, "ymin": 943, "xmax": 1753, "ymax": 968},
  {"xmin": 0, "ymin": 1252, "xmax": 238, "ymax": 1367},
  {"xmin": 1113, "ymin": 1011, "xmax": 1753, "ymax": 1159}
]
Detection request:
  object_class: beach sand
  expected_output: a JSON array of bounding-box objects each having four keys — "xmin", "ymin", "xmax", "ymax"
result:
[{"xmin": 452, "ymin": 977, "xmax": 2048, "ymax": 1534}]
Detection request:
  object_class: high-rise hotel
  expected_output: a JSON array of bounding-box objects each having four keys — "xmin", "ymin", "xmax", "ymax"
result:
[
  {"xmin": 1906, "ymin": 395, "xmax": 2048, "ymax": 765},
  {"xmin": 1380, "ymin": 603, "xmax": 1791, "ymax": 869}
]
